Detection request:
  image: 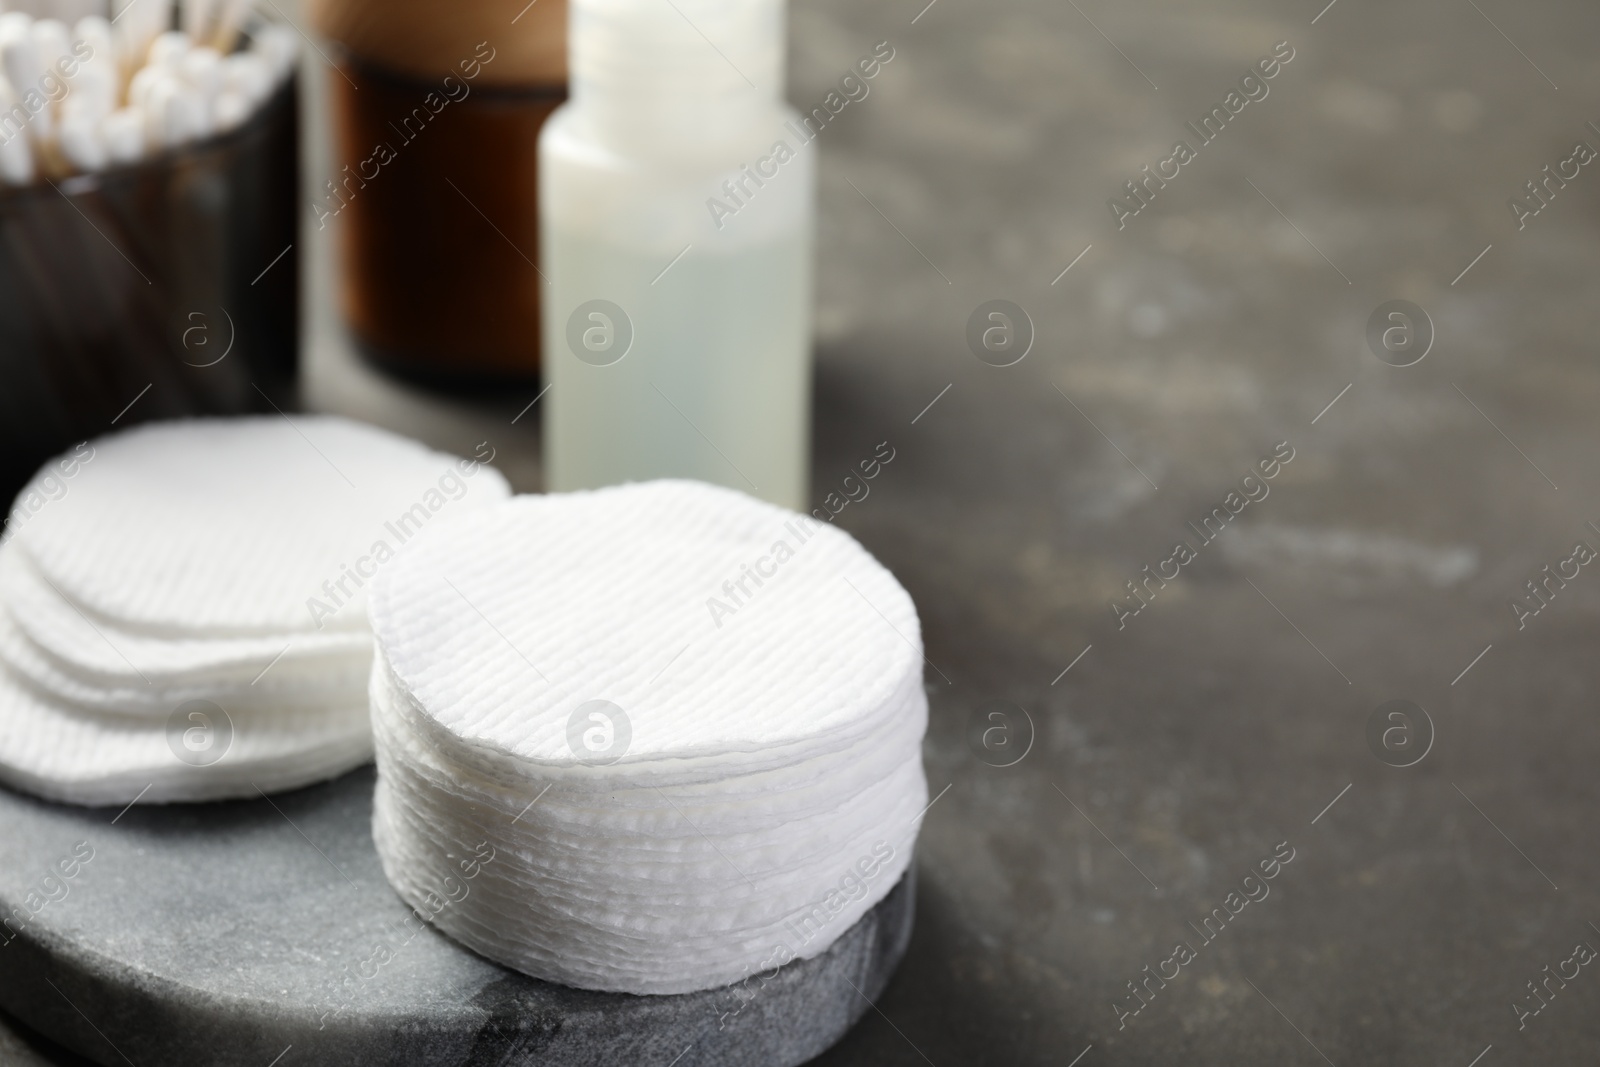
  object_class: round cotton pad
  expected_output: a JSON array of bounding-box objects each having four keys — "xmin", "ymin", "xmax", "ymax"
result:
[
  {"xmin": 11, "ymin": 417, "xmax": 504, "ymax": 635},
  {"xmin": 0, "ymin": 660, "xmax": 372, "ymax": 804},
  {"xmin": 0, "ymin": 547, "xmax": 372, "ymax": 683},
  {"xmin": 371, "ymin": 482, "xmax": 921, "ymax": 772},
  {"xmin": 368, "ymin": 481, "xmax": 929, "ymax": 995}
]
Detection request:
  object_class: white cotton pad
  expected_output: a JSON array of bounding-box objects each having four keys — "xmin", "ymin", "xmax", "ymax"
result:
[
  {"xmin": 0, "ymin": 417, "xmax": 512, "ymax": 806},
  {"xmin": 0, "ymin": 605, "xmax": 369, "ymax": 719},
  {"xmin": 10, "ymin": 416, "xmax": 508, "ymax": 635},
  {"xmin": 368, "ymin": 481, "xmax": 929, "ymax": 995},
  {"xmin": 0, "ymin": 658, "xmax": 373, "ymax": 805},
  {"xmin": 0, "ymin": 549, "xmax": 371, "ymax": 684},
  {"xmin": 371, "ymin": 482, "xmax": 922, "ymax": 772}
]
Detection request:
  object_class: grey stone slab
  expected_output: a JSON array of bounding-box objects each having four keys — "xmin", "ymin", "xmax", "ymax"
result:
[{"xmin": 0, "ymin": 768, "xmax": 913, "ymax": 1067}]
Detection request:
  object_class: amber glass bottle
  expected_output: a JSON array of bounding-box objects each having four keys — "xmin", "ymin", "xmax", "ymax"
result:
[{"xmin": 309, "ymin": 0, "xmax": 566, "ymax": 384}]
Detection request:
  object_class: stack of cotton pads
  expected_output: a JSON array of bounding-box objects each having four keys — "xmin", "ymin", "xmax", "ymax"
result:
[
  {"xmin": 368, "ymin": 481, "xmax": 929, "ymax": 995},
  {"xmin": 0, "ymin": 416, "xmax": 509, "ymax": 805}
]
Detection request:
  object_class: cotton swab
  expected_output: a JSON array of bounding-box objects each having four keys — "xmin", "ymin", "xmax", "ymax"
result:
[
  {"xmin": 0, "ymin": 24, "xmax": 51, "ymax": 141},
  {"xmin": 70, "ymin": 15, "xmax": 112, "ymax": 63},
  {"xmin": 180, "ymin": 0, "xmax": 213, "ymax": 43},
  {"xmin": 58, "ymin": 101, "xmax": 106, "ymax": 170},
  {"xmin": 70, "ymin": 14, "xmax": 112, "ymax": 104},
  {"xmin": 147, "ymin": 29, "xmax": 189, "ymax": 67},
  {"xmin": 30, "ymin": 19, "xmax": 71, "ymax": 73},
  {"xmin": 0, "ymin": 80, "xmax": 36, "ymax": 184},
  {"xmin": 179, "ymin": 44, "xmax": 219, "ymax": 93},
  {"xmin": 220, "ymin": 48, "xmax": 264, "ymax": 102},
  {"xmin": 207, "ymin": 0, "xmax": 251, "ymax": 55},
  {"xmin": 99, "ymin": 103, "xmax": 142, "ymax": 163}
]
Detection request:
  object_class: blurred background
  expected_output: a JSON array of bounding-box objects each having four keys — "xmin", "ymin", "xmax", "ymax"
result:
[{"xmin": 5, "ymin": 0, "xmax": 1600, "ymax": 1062}]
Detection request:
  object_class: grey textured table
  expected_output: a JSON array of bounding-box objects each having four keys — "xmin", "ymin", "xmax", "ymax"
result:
[{"xmin": 9, "ymin": 0, "xmax": 1600, "ymax": 1062}]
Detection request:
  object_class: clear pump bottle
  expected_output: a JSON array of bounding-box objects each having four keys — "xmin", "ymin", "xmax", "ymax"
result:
[{"xmin": 540, "ymin": 0, "xmax": 813, "ymax": 509}]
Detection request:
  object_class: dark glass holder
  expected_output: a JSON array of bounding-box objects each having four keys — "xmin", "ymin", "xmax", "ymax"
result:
[{"xmin": 0, "ymin": 74, "xmax": 300, "ymax": 504}]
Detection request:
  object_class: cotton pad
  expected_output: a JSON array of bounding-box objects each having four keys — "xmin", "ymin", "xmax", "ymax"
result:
[
  {"xmin": 0, "ymin": 662, "xmax": 373, "ymax": 804},
  {"xmin": 0, "ymin": 605, "xmax": 369, "ymax": 719},
  {"xmin": 0, "ymin": 416, "xmax": 511, "ymax": 805},
  {"xmin": 0, "ymin": 547, "xmax": 372, "ymax": 680},
  {"xmin": 12, "ymin": 416, "xmax": 504, "ymax": 635},
  {"xmin": 368, "ymin": 481, "xmax": 929, "ymax": 995}
]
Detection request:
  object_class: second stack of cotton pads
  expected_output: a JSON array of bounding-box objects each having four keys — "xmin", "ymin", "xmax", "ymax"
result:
[
  {"xmin": 368, "ymin": 480, "xmax": 929, "ymax": 996},
  {"xmin": 0, "ymin": 416, "xmax": 508, "ymax": 805}
]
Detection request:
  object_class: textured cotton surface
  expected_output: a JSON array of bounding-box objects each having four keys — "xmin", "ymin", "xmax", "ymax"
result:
[
  {"xmin": 0, "ymin": 549, "xmax": 371, "ymax": 682},
  {"xmin": 11, "ymin": 418, "xmax": 508, "ymax": 634},
  {"xmin": 369, "ymin": 481, "xmax": 929, "ymax": 994},
  {"xmin": 0, "ymin": 417, "xmax": 510, "ymax": 805},
  {"xmin": 0, "ymin": 661, "xmax": 372, "ymax": 804}
]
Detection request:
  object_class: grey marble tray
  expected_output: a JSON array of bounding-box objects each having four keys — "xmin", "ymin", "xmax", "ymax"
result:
[{"xmin": 0, "ymin": 767, "xmax": 914, "ymax": 1067}]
